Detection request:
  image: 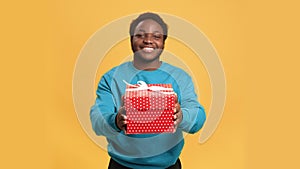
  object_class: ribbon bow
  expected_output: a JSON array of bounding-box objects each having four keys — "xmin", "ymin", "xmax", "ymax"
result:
[{"xmin": 123, "ymin": 80, "xmax": 174, "ymax": 94}]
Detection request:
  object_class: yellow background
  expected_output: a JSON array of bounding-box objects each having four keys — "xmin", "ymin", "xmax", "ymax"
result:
[{"xmin": 1, "ymin": 0, "xmax": 299, "ymax": 168}]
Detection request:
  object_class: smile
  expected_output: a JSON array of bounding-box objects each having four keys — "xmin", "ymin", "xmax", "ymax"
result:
[{"xmin": 142, "ymin": 47, "xmax": 154, "ymax": 53}]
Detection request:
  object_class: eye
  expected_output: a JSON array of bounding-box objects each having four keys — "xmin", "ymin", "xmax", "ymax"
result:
[
  {"xmin": 153, "ymin": 34, "xmax": 163, "ymax": 40},
  {"xmin": 134, "ymin": 33, "xmax": 145, "ymax": 39}
]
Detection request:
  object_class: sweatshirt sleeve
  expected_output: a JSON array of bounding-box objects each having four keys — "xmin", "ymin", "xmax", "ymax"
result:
[
  {"xmin": 177, "ymin": 75, "xmax": 206, "ymax": 134},
  {"xmin": 90, "ymin": 74, "xmax": 120, "ymax": 138}
]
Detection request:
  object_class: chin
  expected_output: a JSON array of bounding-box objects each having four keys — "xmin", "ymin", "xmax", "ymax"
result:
[{"xmin": 134, "ymin": 49, "xmax": 163, "ymax": 61}]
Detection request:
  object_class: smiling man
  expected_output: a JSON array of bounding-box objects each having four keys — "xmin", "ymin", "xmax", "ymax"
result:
[{"xmin": 90, "ymin": 12, "xmax": 206, "ymax": 169}]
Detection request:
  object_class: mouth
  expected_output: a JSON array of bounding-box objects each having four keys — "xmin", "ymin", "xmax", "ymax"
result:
[{"xmin": 142, "ymin": 47, "xmax": 155, "ymax": 53}]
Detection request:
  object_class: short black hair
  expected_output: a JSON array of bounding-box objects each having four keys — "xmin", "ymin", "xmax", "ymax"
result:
[{"xmin": 129, "ymin": 12, "xmax": 168, "ymax": 42}]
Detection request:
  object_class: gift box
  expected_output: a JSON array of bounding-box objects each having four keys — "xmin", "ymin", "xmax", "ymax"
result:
[{"xmin": 124, "ymin": 81, "xmax": 175, "ymax": 134}]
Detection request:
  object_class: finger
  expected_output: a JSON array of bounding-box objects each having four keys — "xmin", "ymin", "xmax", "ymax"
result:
[
  {"xmin": 173, "ymin": 121, "xmax": 178, "ymax": 133},
  {"xmin": 119, "ymin": 119, "xmax": 127, "ymax": 127},
  {"xmin": 118, "ymin": 120, "xmax": 127, "ymax": 131},
  {"xmin": 121, "ymin": 114, "xmax": 127, "ymax": 120},
  {"xmin": 174, "ymin": 120, "xmax": 177, "ymax": 126},
  {"xmin": 174, "ymin": 103, "xmax": 180, "ymax": 114},
  {"xmin": 173, "ymin": 126, "xmax": 177, "ymax": 133},
  {"xmin": 117, "ymin": 114, "xmax": 127, "ymax": 124},
  {"xmin": 119, "ymin": 106, "xmax": 126, "ymax": 115},
  {"xmin": 173, "ymin": 109, "xmax": 183, "ymax": 125},
  {"xmin": 174, "ymin": 116, "xmax": 180, "ymax": 124}
]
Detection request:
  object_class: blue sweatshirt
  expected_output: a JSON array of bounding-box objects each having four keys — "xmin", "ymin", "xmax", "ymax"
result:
[{"xmin": 90, "ymin": 62, "xmax": 206, "ymax": 168}]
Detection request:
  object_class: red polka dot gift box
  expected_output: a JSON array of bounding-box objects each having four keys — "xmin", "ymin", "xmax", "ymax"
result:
[{"xmin": 124, "ymin": 81, "xmax": 175, "ymax": 134}]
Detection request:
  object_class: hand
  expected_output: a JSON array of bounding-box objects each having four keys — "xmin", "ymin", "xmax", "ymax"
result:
[
  {"xmin": 173, "ymin": 95, "xmax": 182, "ymax": 132},
  {"xmin": 116, "ymin": 106, "xmax": 127, "ymax": 131},
  {"xmin": 116, "ymin": 95, "xmax": 127, "ymax": 132}
]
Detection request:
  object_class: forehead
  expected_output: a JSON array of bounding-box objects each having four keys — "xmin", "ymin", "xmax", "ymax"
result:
[{"xmin": 134, "ymin": 19, "xmax": 163, "ymax": 33}]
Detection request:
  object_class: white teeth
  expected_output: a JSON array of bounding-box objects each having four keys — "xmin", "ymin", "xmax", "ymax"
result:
[{"xmin": 142, "ymin": 47, "xmax": 154, "ymax": 53}]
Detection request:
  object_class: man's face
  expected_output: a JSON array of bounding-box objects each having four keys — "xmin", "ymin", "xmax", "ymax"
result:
[{"xmin": 132, "ymin": 19, "xmax": 165, "ymax": 62}]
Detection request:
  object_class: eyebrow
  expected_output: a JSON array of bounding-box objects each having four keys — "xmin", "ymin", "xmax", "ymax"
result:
[{"xmin": 135, "ymin": 29, "xmax": 162, "ymax": 34}]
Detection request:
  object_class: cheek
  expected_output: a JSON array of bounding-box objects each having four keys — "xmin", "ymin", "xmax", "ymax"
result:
[
  {"xmin": 158, "ymin": 41, "xmax": 164, "ymax": 49},
  {"xmin": 132, "ymin": 39, "xmax": 141, "ymax": 46},
  {"xmin": 131, "ymin": 41, "xmax": 139, "ymax": 50}
]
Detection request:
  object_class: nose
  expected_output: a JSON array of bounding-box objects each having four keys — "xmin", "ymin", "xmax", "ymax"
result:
[{"xmin": 143, "ymin": 33, "xmax": 153, "ymax": 44}]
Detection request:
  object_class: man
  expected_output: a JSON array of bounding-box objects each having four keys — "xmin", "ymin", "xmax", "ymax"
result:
[{"xmin": 90, "ymin": 12, "xmax": 206, "ymax": 169}]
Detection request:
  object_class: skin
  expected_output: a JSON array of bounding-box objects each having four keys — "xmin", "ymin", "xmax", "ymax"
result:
[
  {"xmin": 132, "ymin": 19, "xmax": 165, "ymax": 70},
  {"xmin": 116, "ymin": 19, "xmax": 183, "ymax": 133}
]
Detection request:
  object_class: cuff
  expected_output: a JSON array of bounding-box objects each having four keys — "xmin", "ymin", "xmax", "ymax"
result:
[{"xmin": 109, "ymin": 113, "xmax": 121, "ymax": 132}]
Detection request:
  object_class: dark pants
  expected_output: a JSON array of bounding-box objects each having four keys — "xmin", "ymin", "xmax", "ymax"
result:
[{"xmin": 108, "ymin": 158, "xmax": 182, "ymax": 169}]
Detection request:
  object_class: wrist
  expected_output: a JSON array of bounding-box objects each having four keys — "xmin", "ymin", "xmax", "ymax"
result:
[{"xmin": 114, "ymin": 113, "xmax": 122, "ymax": 132}]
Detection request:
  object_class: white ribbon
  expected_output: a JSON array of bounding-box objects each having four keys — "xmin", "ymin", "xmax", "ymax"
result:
[{"xmin": 123, "ymin": 80, "xmax": 174, "ymax": 94}]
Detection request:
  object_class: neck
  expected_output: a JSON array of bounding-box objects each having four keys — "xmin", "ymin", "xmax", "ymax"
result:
[{"xmin": 133, "ymin": 58, "xmax": 161, "ymax": 70}]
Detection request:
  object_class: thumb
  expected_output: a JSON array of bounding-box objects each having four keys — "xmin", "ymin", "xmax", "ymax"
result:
[{"xmin": 174, "ymin": 93, "xmax": 178, "ymax": 103}]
